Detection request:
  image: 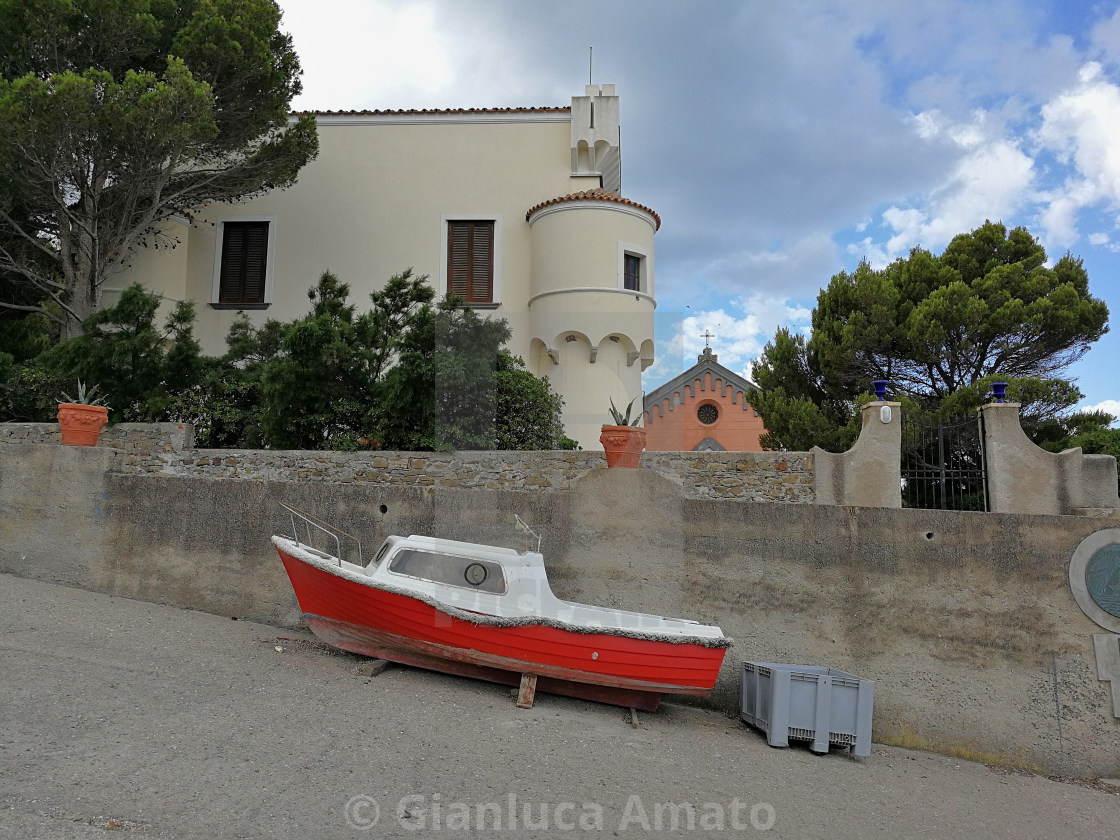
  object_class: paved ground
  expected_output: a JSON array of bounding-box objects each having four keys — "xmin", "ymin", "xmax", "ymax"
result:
[{"xmin": 1, "ymin": 573, "xmax": 1116, "ymax": 839}]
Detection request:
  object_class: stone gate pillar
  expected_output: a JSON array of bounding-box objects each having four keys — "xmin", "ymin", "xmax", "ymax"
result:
[{"xmin": 813, "ymin": 401, "xmax": 901, "ymax": 508}]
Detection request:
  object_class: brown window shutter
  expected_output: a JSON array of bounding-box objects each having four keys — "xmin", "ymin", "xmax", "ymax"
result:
[
  {"xmin": 470, "ymin": 222, "xmax": 493, "ymax": 301},
  {"xmin": 447, "ymin": 220, "xmax": 494, "ymax": 303},
  {"xmin": 219, "ymin": 225, "xmax": 246, "ymax": 298},
  {"xmin": 448, "ymin": 222, "xmax": 471, "ymax": 298}
]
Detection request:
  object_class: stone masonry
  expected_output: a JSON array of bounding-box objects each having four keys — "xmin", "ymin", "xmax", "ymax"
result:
[{"xmin": 0, "ymin": 423, "xmax": 814, "ymax": 503}]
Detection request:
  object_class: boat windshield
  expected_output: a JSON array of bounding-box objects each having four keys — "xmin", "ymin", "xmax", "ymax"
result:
[{"xmin": 389, "ymin": 548, "xmax": 507, "ymax": 594}]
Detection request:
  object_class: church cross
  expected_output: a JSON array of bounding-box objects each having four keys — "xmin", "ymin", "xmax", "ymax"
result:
[{"xmin": 701, "ymin": 329, "xmax": 715, "ymax": 348}]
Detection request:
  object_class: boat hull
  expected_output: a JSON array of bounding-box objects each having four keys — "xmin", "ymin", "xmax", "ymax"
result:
[{"xmin": 277, "ymin": 547, "xmax": 727, "ymax": 710}]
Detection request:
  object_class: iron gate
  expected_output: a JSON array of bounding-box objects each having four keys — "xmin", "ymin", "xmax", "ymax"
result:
[{"xmin": 901, "ymin": 411, "xmax": 988, "ymax": 511}]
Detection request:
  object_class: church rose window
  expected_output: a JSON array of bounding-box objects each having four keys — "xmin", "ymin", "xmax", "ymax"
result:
[{"xmin": 698, "ymin": 403, "xmax": 719, "ymax": 425}]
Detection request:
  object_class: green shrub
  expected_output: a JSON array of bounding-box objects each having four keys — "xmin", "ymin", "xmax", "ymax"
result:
[{"xmin": 0, "ymin": 365, "xmax": 75, "ymax": 421}]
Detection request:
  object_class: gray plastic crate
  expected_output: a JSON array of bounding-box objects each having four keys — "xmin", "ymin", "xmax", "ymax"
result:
[{"xmin": 740, "ymin": 662, "xmax": 875, "ymax": 757}]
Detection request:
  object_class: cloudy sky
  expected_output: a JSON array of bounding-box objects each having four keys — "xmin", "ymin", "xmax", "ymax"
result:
[{"xmin": 277, "ymin": 0, "xmax": 1120, "ymax": 421}]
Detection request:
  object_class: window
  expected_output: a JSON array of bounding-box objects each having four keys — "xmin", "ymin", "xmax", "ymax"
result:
[
  {"xmin": 618, "ymin": 243, "xmax": 649, "ymax": 293},
  {"xmin": 624, "ymin": 253, "xmax": 641, "ymax": 291},
  {"xmin": 217, "ymin": 221, "xmax": 269, "ymax": 305},
  {"xmin": 447, "ymin": 220, "xmax": 494, "ymax": 303},
  {"xmin": 389, "ymin": 548, "xmax": 506, "ymax": 594},
  {"xmin": 697, "ymin": 403, "xmax": 719, "ymax": 425}
]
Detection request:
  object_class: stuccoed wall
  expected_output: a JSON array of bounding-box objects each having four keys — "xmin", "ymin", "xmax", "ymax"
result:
[
  {"xmin": 1, "ymin": 442, "xmax": 1116, "ymax": 778},
  {"xmin": 811, "ymin": 400, "xmax": 1120, "ymax": 513},
  {"xmin": 982, "ymin": 402, "xmax": 1120, "ymax": 516},
  {"xmin": 813, "ymin": 401, "xmax": 902, "ymax": 508}
]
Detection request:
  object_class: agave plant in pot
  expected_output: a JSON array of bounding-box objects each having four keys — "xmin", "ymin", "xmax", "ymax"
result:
[
  {"xmin": 57, "ymin": 381, "xmax": 110, "ymax": 447},
  {"xmin": 599, "ymin": 397, "xmax": 647, "ymax": 469}
]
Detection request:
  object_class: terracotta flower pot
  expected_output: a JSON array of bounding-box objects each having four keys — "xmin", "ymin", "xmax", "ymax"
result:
[
  {"xmin": 57, "ymin": 403, "xmax": 109, "ymax": 446},
  {"xmin": 599, "ymin": 425, "xmax": 647, "ymax": 469}
]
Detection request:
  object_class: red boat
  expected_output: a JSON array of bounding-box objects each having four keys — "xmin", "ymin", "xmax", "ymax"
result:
[{"xmin": 273, "ymin": 510, "xmax": 730, "ymax": 712}]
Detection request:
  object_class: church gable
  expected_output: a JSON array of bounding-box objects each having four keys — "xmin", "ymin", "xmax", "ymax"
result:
[{"xmin": 643, "ymin": 347, "xmax": 767, "ymax": 452}]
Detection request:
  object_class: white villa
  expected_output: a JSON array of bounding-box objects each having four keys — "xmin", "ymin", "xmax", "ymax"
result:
[{"xmin": 111, "ymin": 84, "xmax": 658, "ymax": 450}]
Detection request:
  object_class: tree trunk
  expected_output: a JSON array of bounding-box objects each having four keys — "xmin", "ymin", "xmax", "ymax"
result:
[
  {"xmin": 57, "ymin": 194, "xmax": 103, "ymax": 340},
  {"xmin": 58, "ymin": 240, "xmax": 99, "ymax": 341}
]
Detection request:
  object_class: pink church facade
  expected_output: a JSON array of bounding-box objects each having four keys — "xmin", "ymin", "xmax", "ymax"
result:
[{"xmin": 642, "ymin": 348, "xmax": 767, "ymax": 452}]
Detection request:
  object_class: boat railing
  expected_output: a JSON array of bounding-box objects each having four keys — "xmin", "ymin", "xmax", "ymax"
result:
[
  {"xmin": 279, "ymin": 503, "xmax": 363, "ymax": 568},
  {"xmin": 514, "ymin": 515, "xmax": 542, "ymax": 552}
]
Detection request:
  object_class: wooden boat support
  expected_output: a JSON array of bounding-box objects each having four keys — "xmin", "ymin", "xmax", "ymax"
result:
[{"xmin": 517, "ymin": 674, "xmax": 538, "ymax": 709}]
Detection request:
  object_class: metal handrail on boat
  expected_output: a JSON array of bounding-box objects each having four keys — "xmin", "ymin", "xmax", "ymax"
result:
[
  {"xmin": 279, "ymin": 503, "xmax": 363, "ymax": 568},
  {"xmin": 514, "ymin": 515, "xmax": 542, "ymax": 552}
]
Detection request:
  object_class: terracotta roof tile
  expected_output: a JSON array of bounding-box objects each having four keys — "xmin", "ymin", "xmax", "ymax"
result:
[
  {"xmin": 525, "ymin": 189, "xmax": 661, "ymax": 230},
  {"xmin": 296, "ymin": 106, "xmax": 571, "ymax": 116}
]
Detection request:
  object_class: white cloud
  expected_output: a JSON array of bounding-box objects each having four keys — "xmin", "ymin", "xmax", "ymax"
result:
[
  {"xmin": 1091, "ymin": 6, "xmax": 1120, "ymax": 68},
  {"xmin": 1038, "ymin": 193, "xmax": 1086, "ymax": 244},
  {"xmin": 1036, "ymin": 62, "xmax": 1120, "ymax": 247},
  {"xmin": 644, "ymin": 295, "xmax": 812, "ymax": 389},
  {"xmin": 846, "ymin": 236, "xmax": 893, "ymax": 268},
  {"xmin": 282, "ymin": 0, "xmax": 454, "ymax": 110},
  {"xmin": 861, "ymin": 111, "xmax": 1036, "ymax": 262}
]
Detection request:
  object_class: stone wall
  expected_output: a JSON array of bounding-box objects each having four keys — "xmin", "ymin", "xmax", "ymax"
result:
[
  {"xmin": 0, "ymin": 423, "xmax": 814, "ymax": 503},
  {"xmin": 0, "ymin": 421, "xmax": 194, "ymax": 453}
]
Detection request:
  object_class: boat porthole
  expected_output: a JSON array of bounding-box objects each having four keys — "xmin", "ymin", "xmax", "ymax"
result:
[
  {"xmin": 592, "ymin": 652, "xmax": 598, "ymax": 660},
  {"xmin": 464, "ymin": 563, "xmax": 488, "ymax": 586}
]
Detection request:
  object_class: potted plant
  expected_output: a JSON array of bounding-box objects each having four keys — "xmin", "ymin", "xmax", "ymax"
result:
[
  {"xmin": 57, "ymin": 381, "xmax": 110, "ymax": 447},
  {"xmin": 599, "ymin": 397, "xmax": 647, "ymax": 469}
]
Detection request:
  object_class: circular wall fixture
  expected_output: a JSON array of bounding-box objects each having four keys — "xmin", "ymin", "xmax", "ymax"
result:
[
  {"xmin": 697, "ymin": 403, "xmax": 719, "ymax": 425},
  {"xmin": 1068, "ymin": 528, "xmax": 1120, "ymax": 633}
]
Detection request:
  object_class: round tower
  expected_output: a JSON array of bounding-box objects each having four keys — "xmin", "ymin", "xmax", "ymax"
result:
[
  {"xmin": 525, "ymin": 187, "xmax": 658, "ymax": 450},
  {"xmin": 518, "ymin": 85, "xmax": 659, "ymax": 450}
]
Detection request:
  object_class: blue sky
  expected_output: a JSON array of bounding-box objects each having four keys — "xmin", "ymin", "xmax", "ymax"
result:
[{"xmin": 278, "ymin": 0, "xmax": 1120, "ymax": 421}]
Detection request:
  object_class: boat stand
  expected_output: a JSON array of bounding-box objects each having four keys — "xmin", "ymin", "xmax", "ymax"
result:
[
  {"xmin": 516, "ymin": 673, "xmax": 538, "ymax": 708},
  {"xmin": 516, "ymin": 672, "xmax": 642, "ymax": 726},
  {"xmin": 354, "ymin": 658, "xmax": 393, "ymax": 679}
]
